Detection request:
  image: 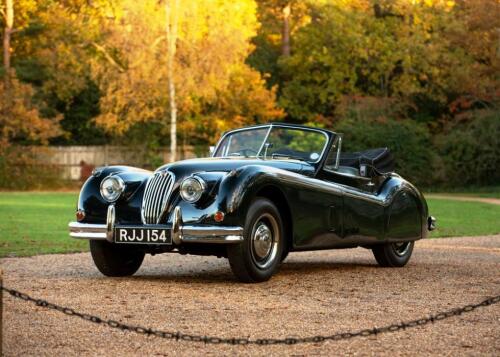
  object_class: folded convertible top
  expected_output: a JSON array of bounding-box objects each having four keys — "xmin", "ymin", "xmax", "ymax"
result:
[{"xmin": 339, "ymin": 147, "xmax": 395, "ymax": 175}]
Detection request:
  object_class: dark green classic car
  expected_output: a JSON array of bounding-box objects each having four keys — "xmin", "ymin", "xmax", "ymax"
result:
[{"xmin": 69, "ymin": 123, "xmax": 435, "ymax": 282}]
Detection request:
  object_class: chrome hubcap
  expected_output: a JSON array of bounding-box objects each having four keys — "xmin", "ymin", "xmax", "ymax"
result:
[
  {"xmin": 250, "ymin": 213, "xmax": 280, "ymax": 269},
  {"xmin": 253, "ymin": 223, "xmax": 272, "ymax": 259},
  {"xmin": 392, "ymin": 242, "xmax": 411, "ymax": 257}
]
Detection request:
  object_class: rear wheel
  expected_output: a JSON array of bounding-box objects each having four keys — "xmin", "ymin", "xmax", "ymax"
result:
[
  {"xmin": 90, "ymin": 240, "xmax": 145, "ymax": 277},
  {"xmin": 372, "ymin": 241, "xmax": 414, "ymax": 267},
  {"xmin": 227, "ymin": 198, "xmax": 284, "ymax": 283}
]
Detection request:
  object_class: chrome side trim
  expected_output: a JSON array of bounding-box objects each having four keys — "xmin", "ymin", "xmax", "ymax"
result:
[
  {"xmin": 268, "ymin": 169, "xmax": 343, "ymax": 195},
  {"xmin": 69, "ymin": 222, "xmax": 107, "ymax": 240},
  {"xmin": 268, "ymin": 168, "xmax": 393, "ymax": 206}
]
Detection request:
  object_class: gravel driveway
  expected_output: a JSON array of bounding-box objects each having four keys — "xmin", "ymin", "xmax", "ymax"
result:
[{"xmin": 2, "ymin": 235, "xmax": 499, "ymax": 356}]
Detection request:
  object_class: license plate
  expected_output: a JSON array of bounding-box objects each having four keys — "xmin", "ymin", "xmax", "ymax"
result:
[{"xmin": 114, "ymin": 227, "xmax": 172, "ymax": 244}]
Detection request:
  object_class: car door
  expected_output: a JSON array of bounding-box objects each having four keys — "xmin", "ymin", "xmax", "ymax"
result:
[
  {"xmin": 318, "ymin": 168, "xmax": 385, "ymax": 244},
  {"xmin": 283, "ymin": 173, "xmax": 344, "ymax": 250},
  {"xmin": 341, "ymin": 186, "xmax": 385, "ymax": 243}
]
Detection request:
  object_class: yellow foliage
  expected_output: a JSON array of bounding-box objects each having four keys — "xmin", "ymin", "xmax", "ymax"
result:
[
  {"xmin": 0, "ymin": 75, "xmax": 62, "ymax": 147},
  {"xmin": 92, "ymin": 0, "xmax": 283, "ymax": 139}
]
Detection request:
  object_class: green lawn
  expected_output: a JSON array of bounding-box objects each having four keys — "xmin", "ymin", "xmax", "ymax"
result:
[
  {"xmin": 425, "ymin": 186, "xmax": 500, "ymax": 199},
  {"xmin": 0, "ymin": 192, "xmax": 87, "ymax": 257},
  {"xmin": 0, "ymin": 192, "xmax": 499, "ymax": 257},
  {"xmin": 426, "ymin": 198, "xmax": 500, "ymax": 238}
]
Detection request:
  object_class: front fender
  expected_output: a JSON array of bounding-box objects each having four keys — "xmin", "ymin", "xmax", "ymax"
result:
[
  {"xmin": 213, "ymin": 165, "xmax": 291, "ymax": 227},
  {"xmin": 77, "ymin": 166, "xmax": 151, "ymax": 224}
]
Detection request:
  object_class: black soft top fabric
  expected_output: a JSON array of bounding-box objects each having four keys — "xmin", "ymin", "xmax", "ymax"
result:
[{"xmin": 339, "ymin": 147, "xmax": 395, "ymax": 174}]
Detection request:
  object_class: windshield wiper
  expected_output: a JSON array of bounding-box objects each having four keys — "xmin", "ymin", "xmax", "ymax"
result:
[{"xmin": 271, "ymin": 153, "xmax": 308, "ymax": 162}]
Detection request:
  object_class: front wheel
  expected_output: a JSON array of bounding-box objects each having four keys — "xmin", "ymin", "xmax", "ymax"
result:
[
  {"xmin": 227, "ymin": 198, "xmax": 284, "ymax": 283},
  {"xmin": 90, "ymin": 240, "xmax": 145, "ymax": 277},
  {"xmin": 372, "ymin": 241, "xmax": 414, "ymax": 267}
]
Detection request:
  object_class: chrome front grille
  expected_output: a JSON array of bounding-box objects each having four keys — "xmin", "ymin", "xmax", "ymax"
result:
[{"xmin": 141, "ymin": 171, "xmax": 175, "ymax": 224}]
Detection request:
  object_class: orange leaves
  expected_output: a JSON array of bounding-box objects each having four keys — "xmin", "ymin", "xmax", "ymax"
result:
[
  {"xmin": 91, "ymin": 0, "xmax": 282, "ymax": 141},
  {"xmin": 0, "ymin": 75, "xmax": 62, "ymax": 146}
]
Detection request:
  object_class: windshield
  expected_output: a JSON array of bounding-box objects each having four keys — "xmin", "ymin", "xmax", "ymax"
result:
[{"xmin": 214, "ymin": 126, "xmax": 328, "ymax": 163}]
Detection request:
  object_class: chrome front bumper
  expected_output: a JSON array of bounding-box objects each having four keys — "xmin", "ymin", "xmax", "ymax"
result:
[{"xmin": 68, "ymin": 206, "xmax": 244, "ymax": 244}]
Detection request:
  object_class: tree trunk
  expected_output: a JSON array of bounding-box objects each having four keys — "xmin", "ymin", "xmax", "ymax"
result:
[
  {"xmin": 282, "ymin": 3, "xmax": 291, "ymax": 57},
  {"xmin": 3, "ymin": 0, "xmax": 13, "ymax": 86},
  {"xmin": 165, "ymin": 0, "xmax": 179, "ymax": 163}
]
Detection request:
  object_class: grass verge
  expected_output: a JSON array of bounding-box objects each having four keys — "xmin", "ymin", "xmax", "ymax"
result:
[
  {"xmin": 426, "ymin": 198, "xmax": 500, "ymax": 238},
  {"xmin": 425, "ymin": 186, "xmax": 500, "ymax": 199},
  {"xmin": 0, "ymin": 192, "xmax": 86, "ymax": 257}
]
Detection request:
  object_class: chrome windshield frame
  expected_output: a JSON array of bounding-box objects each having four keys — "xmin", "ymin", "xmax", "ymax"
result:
[{"xmin": 212, "ymin": 124, "xmax": 331, "ymax": 164}]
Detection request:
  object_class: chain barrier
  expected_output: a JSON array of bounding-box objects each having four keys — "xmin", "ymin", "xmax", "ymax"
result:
[{"xmin": 1, "ymin": 285, "xmax": 499, "ymax": 346}]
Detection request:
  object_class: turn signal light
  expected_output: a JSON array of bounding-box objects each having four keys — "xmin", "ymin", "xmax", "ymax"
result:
[
  {"xmin": 214, "ymin": 211, "xmax": 225, "ymax": 222},
  {"xmin": 76, "ymin": 209, "xmax": 86, "ymax": 221}
]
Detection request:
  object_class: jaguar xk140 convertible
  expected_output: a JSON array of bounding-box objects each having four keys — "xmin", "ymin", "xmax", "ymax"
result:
[{"xmin": 69, "ymin": 123, "xmax": 436, "ymax": 282}]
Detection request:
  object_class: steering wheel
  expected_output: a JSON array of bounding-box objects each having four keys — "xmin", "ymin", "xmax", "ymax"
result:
[{"xmin": 229, "ymin": 148, "xmax": 259, "ymax": 157}]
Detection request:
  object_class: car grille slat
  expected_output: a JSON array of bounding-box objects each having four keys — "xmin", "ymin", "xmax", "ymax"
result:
[
  {"xmin": 153, "ymin": 177, "xmax": 167, "ymax": 219},
  {"xmin": 143, "ymin": 176, "xmax": 156, "ymax": 221},
  {"xmin": 145, "ymin": 176, "xmax": 159, "ymax": 221},
  {"xmin": 141, "ymin": 171, "xmax": 175, "ymax": 224},
  {"xmin": 149, "ymin": 175, "xmax": 163, "ymax": 220}
]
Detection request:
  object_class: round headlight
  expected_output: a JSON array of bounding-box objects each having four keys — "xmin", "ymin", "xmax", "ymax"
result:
[
  {"xmin": 180, "ymin": 176, "xmax": 206, "ymax": 203},
  {"xmin": 100, "ymin": 175, "xmax": 125, "ymax": 202}
]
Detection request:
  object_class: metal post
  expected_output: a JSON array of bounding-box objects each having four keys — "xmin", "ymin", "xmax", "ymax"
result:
[
  {"xmin": 0, "ymin": 269, "xmax": 3, "ymax": 357},
  {"xmin": 104, "ymin": 145, "xmax": 109, "ymax": 166}
]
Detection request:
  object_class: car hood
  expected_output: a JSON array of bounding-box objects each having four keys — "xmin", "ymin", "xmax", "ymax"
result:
[{"xmin": 157, "ymin": 157, "xmax": 315, "ymax": 177}]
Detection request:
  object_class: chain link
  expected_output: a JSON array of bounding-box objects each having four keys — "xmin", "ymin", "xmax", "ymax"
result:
[{"xmin": 1, "ymin": 285, "xmax": 499, "ymax": 346}]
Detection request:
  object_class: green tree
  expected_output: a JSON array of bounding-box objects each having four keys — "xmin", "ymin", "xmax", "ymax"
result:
[
  {"xmin": 334, "ymin": 96, "xmax": 436, "ymax": 186},
  {"xmin": 248, "ymin": 0, "xmax": 310, "ymax": 88},
  {"xmin": 275, "ymin": 0, "xmax": 499, "ymax": 123}
]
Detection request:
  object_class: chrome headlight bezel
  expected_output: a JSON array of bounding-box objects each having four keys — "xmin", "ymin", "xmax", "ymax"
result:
[
  {"xmin": 100, "ymin": 175, "xmax": 125, "ymax": 202},
  {"xmin": 180, "ymin": 176, "xmax": 207, "ymax": 203}
]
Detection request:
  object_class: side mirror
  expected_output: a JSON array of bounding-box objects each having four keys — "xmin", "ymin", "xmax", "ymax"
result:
[{"xmin": 209, "ymin": 146, "xmax": 215, "ymax": 156}]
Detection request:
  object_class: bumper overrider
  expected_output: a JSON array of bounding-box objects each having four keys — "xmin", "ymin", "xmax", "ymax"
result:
[
  {"xmin": 68, "ymin": 205, "xmax": 244, "ymax": 244},
  {"xmin": 428, "ymin": 216, "xmax": 436, "ymax": 231}
]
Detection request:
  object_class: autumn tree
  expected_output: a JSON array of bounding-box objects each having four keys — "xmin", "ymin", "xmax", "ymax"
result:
[
  {"xmin": 93, "ymin": 0, "xmax": 283, "ymax": 151},
  {"xmin": 0, "ymin": 0, "xmax": 60, "ymax": 148}
]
